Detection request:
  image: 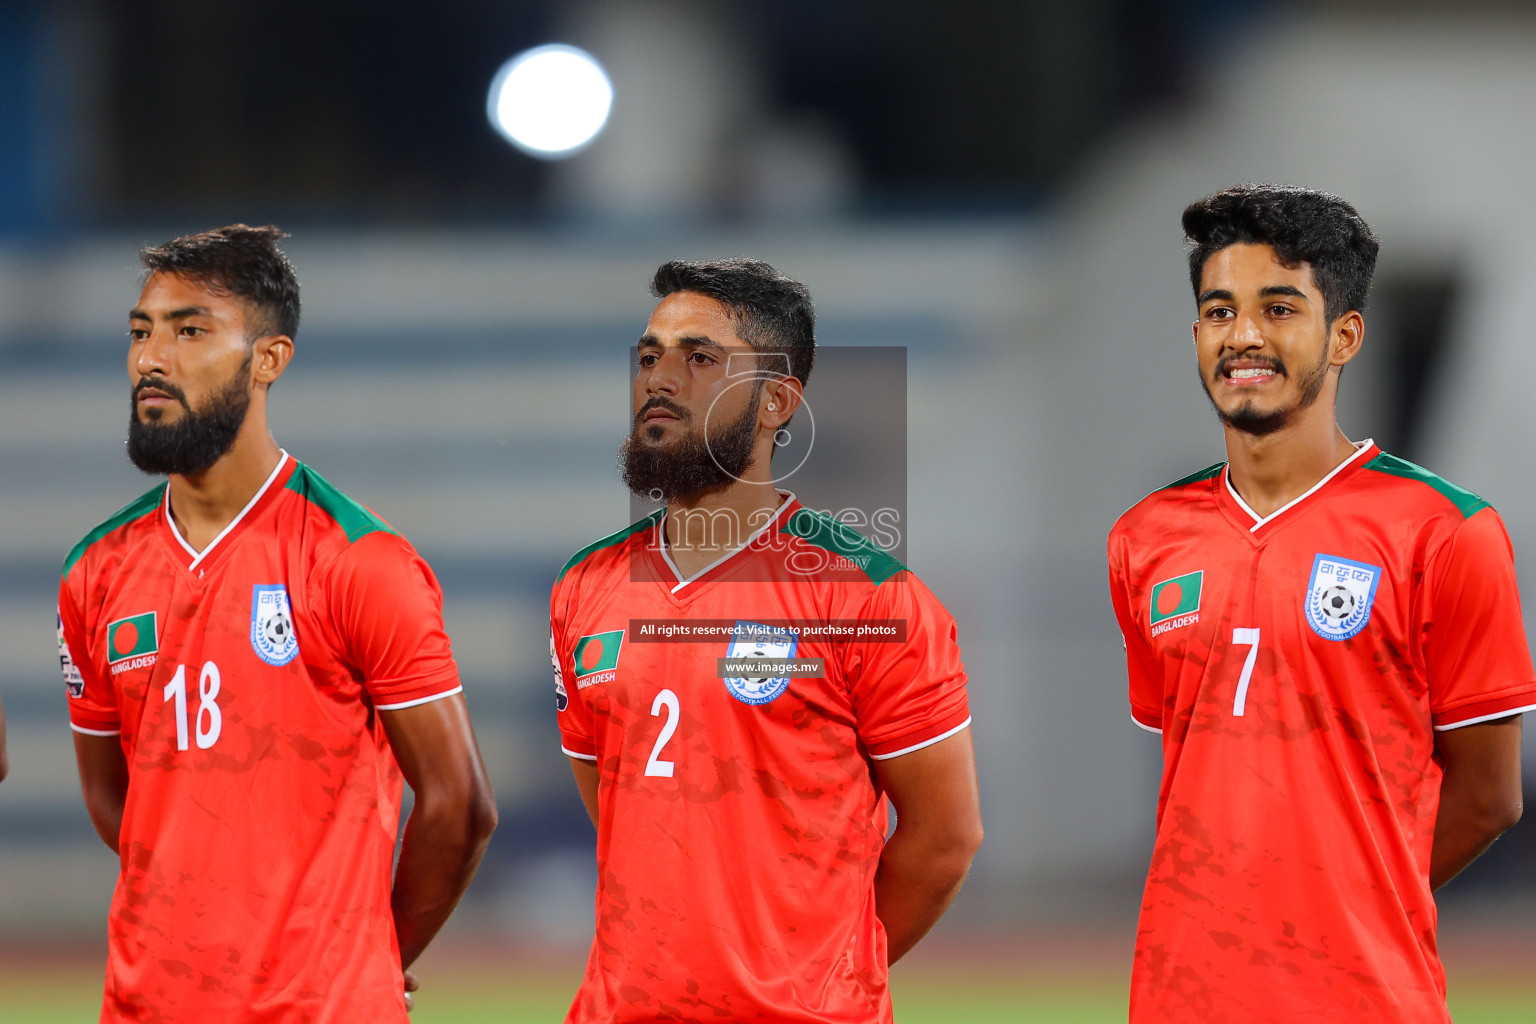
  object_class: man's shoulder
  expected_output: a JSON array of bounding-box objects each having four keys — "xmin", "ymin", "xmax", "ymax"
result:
[
  {"xmin": 1356, "ymin": 450, "xmax": 1492, "ymax": 521},
  {"xmin": 556, "ymin": 510, "xmax": 665, "ymax": 586},
  {"xmin": 62, "ymin": 484, "xmax": 167, "ymax": 580},
  {"xmin": 1111, "ymin": 462, "xmax": 1227, "ymax": 540},
  {"xmin": 280, "ymin": 461, "xmax": 398, "ymax": 544},
  {"xmin": 778, "ymin": 506, "xmax": 908, "ymax": 587}
]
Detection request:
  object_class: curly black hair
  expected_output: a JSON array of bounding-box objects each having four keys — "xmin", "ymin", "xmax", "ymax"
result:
[
  {"xmin": 650, "ymin": 258, "xmax": 815, "ymax": 386},
  {"xmin": 140, "ymin": 224, "xmax": 301, "ymax": 340},
  {"xmin": 1183, "ymin": 185, "xmax": 1380, "ymax": 324}
]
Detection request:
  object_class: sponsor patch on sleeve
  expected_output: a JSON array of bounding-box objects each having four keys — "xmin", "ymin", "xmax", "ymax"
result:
[
  {"xmin": 58, "ymin": 611, "xmax": 84, "ymax": 698},
  {"xmin": 552, "ymin": 631, "xmax": 568, "ymax": 711}
]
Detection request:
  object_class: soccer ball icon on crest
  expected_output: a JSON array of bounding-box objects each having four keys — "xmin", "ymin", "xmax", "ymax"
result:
[
  {"xmin": 1317, "ymin": 585, "xmax": 1356, "ymax": 622},
  {"xmin": 264, "ymin": 609, "xmax": 294, "ymax": 648}
]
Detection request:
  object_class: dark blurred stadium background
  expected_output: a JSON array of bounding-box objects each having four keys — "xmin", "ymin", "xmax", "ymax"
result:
[{"xmin": 3, "ymin": 0, "xmax": 1534, "ymax": 1019}]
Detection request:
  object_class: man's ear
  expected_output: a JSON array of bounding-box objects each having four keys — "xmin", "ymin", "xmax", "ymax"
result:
[
  {"xmin": 761, "ymin": 378, "xmax": 804, "ymax": 428},
  {"xmin": 252, "ymin": 333, "xmax": 294, "ymax": 387},
  {"xmin": 1329, "ymin": 311, "xmax": 1364, "ymax": 368}
]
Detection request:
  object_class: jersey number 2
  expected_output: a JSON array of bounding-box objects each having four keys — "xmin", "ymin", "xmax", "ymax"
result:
[
  {"xmin": 645, "ymin": 688, "xmax": 679, "ymax": 778},
  {"xmin": 163, "ymin": 661, "xmax": 223, "ymax": 750},
  {"xmin": 1231, "ymin": 628, "xmax": 1260, "ymax": 716}
]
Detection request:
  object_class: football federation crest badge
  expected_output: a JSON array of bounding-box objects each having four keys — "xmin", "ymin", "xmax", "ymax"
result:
[
  {"xmin": 250, "ymin": 585, "xmax": 300, "ymax": 666},
  {"xmin": 723, "ymin": 621, "xmax": 797, "ymax": 705},
  {"xmin": 573, "ymin": 629, "xmax": 623, "ymax": 688},
  {"xmin": 1305, "ymin": 554, "xmax": 1382, "ymax": 641}
]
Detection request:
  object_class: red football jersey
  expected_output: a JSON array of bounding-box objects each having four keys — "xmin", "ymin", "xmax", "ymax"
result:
[
  {"xmin": 551, "ymin": 496, "xmax": 971, "ymax": 1024},
  {"xmin": 57, "ymin": 454, "xmax": 463, "ymax": 1024},
  {"xmin": 1108, "ymin": 440, "xmax": 1536, "ymax": 1023}
]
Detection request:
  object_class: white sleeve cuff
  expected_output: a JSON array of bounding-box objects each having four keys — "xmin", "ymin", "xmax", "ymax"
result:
[
  {"xmin": 868, "ymin": 717, "xmax": 973, "ymax": 761},
  {"xmin": 1434, "ymin": 703, "xmax": 1536, "ymax": 731},
  {"xmin": 375, "ymin": 686, "xmax": 463, "ymax": 711}
]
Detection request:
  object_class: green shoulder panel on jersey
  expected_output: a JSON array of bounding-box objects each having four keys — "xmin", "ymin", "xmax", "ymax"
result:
[
  {"xmin": 1159, "ymin": 462, "xmax": 1226, "ymax": 490},
  {"xmin": 61, "ymin": 484, "xmax": 167, "ymax": 578},
  {"xmin": 1364, "ymin": 452, "xmax": 1491, "ymax": 520},
  {"xmin": 781, "ymin": 507, "xmax": 907, "ymax": 586},
  {"xmin": 557, "ymin": 510, "xmax": 665, "ymax": 584},
  {"xmin": 284, "ymin": 463, "xmax": 397, "ymax": 543}
]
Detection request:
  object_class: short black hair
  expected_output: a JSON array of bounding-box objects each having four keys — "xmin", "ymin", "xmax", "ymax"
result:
[
  {"xmin": 650, "ymin": 258, "xmax": 815, "ymax": 386},
  {"xmin": 1182, "ymin": 184, "xmax": 1380, "ymax": 324},
  {"xmin": 140, "ymin": 224, "xmax": 301, "ymax": 339}
]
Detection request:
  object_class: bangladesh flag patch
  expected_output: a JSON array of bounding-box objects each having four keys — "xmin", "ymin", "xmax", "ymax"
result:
[
  {"xmin": 1150, "ymin": 571, "xmax": 1202, "ymax": 636},
  {"xmin": 106, "ymin": 611, "xmax": 158, "ymax": 665},
  {"xmin": 573, "ymin": 629, "xmax": 624, "ymax": 687}
]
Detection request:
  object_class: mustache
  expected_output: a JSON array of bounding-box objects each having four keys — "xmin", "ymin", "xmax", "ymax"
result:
[
  {"xmin": 134, "ymin": 376, "xmax": 191, "ymax": 407},
  {"xmin": 635, "ymin": 397, "xmax": 689, "ymax": 424}
]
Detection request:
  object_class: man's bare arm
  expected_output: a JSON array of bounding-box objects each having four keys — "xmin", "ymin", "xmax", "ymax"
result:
[
  {"xmin": 73, "ymin": 732, "xmax": 129, "ymax": 851},
  {"xmin": 0, "ymin": 696, "xmax": 9, "ymax": 782},
  {"xmin": 382, "ymin": 694, "xmax": 498, "ymax": 970},
  {"xmin": 871, "ymin": 728, "xmax": 984, "ymax": 964},
  {"xmin": 1431, "ymin": 714, "xmax": 1523, "ymax": 890},
  {"xmin": 569, "ymin": 756, "xmax": 599, "ymax": 827}
]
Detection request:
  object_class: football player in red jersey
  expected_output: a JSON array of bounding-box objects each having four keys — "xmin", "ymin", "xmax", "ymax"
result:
[
  {"xmin": 1108, "ymin": 185, "xmax": 1534, "ymax": 1022},
  {"xmin": 551, "ymin": 259, "xmax": 984, "ymax": 1024},
  {"xmin": 59, "ymin": 225, "xmax": 497, "ymax": 1023}
]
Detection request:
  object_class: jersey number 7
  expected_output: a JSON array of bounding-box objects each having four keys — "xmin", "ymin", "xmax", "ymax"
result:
[{"xmin": 1231, "ymin": 628, "xmax": 1260, "ymax": 717}]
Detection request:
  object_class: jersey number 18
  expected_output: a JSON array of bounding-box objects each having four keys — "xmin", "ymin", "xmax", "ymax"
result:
[{"xmin": 163, "ymin": 661, "xmax": 224, "ymax": 750}]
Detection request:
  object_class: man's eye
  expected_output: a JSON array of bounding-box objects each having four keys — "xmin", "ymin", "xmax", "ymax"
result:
[
  {"xmin": 690, "ymin": 352, "xmax": 714, "ymax": 365},
  {"xmin": 128, "ymin": 329, "xmax": 147, "ymax": 341},
  {"xmin": 638, "ymin": 353, "xmax": 658, "ymax": 366},
  {"xmin": 1207, "ymin": 308, "xmax": 1232, "ymax": 320},
  {"xmin": 1269, "ymin": 305, "xmax": 1292, "ymax": 316}
]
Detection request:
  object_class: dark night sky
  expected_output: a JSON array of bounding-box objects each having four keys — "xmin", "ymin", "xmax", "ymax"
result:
[{"xmin": 74, "ymin": 0, "xmax": 1261, "ymax": 223}]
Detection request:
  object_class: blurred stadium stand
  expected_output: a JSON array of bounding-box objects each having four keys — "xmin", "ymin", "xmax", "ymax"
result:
[{"xmin": 1, "ymin": 0, "xmax": 1534, "ymax": 955}]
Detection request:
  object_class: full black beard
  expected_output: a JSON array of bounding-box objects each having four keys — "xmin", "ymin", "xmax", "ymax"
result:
[
  {"xmin": 1205, "ymin": 344, "xmax": 1330, "ymax": 437},
  {"xmin": 620, "ymin": 390, "xmax": 761, "ymax": 502},
  {"xmin": 126, "ymin": 358, "xmax": 253, "ymax": 476}
]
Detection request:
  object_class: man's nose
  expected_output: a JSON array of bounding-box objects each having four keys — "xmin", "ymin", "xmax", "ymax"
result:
[
  {"xmin": 642, "ymin": 351, "xmax": 685, "ymax": 396},
  {"xmin": 133, "ymin": 327, "xmax": 173, "ymax": 378},
  {"xmin": 1229, "ymin": 310, "xmax": 1266, "ymax": 350}
]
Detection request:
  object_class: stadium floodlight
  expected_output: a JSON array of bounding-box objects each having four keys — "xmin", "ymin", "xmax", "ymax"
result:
[{"xmin": 486, "ymin": 44, "xmax": 613, "ymax": 159}]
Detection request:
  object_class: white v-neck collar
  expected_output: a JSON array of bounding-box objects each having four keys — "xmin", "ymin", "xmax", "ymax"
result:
[
  {"xmin": 166, "ymin": 451, "xmax": 290, "ymax": 570},
  {"xmin": 659, "ymin": 492, "xmax": 796, "ymax": 594},
  {"xmin": 1224, "ymin": 439, "xmax": 1374, "ymax": 533}
]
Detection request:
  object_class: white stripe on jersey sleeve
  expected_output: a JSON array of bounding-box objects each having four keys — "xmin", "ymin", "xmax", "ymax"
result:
[
  {"xmin": 1434, "ymin": 702, "xmax": 1536, "ymax": 731},
  {"xmin": 868, "ymin": 717, "xmax": 973, "ymax": 761},
  {"xmin": 374, "ymin": 685, "xmax": 463, "ymax": 711}
]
